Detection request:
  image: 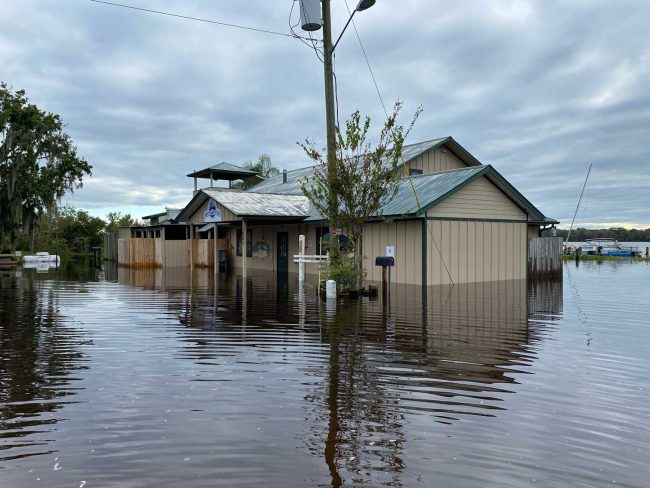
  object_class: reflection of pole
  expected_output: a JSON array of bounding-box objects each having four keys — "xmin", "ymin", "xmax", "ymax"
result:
[
  {"xmin": 324, "ymin": 327, "xmax": 342, "ymax": 487},
  {"xmin": 299, "ymin": 284, "xmax": 306, "ymax": 328},
  {"xmin": 241, "ymin": 276, "xmax": 248, "ymax": 326}
]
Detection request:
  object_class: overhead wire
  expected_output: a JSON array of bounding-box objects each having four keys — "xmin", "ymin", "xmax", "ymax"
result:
[
  {"xmin": 342, "ymin": 0, "xmax": 454, "ymax": 285},
  {"xmin": 290, "ymin": 0, "xmax": 325, "ymax": 62},
  {"xmin": 90, "ymin": 0, "xmax": 314, "ymax": 40}
]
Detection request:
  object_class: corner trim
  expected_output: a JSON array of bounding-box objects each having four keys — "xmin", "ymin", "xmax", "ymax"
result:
[{"xmin": 421, "ymin": 218, "xmax": 427, "ymax": 288}]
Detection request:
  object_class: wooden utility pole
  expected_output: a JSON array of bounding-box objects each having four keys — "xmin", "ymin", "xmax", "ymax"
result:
[{"xmin": 322, "ymin": 0, "xmax": 338, "ymax": 247}]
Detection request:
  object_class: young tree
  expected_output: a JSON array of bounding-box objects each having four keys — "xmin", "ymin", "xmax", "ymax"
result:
[
  {"xmin": 232, "ymin": 153, "xmax": 279, "ymax": 189},
  {"xmin": 299, "ymin": 102, "xmax": 422, "ymax": 291},
  {"xmin": 0, "ymin": 82, "xmax": 92, "ymax": 251}
]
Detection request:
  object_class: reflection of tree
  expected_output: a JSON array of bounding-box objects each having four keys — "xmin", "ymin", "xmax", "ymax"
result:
[
  {"xmin": 305, "ymin": 279, "xmax": 563, "ymax": 486},
  {"xmin": 0, "ymin": 272, "xmax": 86, "ymax": 459},
  {"xmin": 306, "ymin": 301, "xmax": 407, "ymax": 487}
]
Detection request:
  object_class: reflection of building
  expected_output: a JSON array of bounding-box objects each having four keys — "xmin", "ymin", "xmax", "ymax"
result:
[
  {"xmin": 0, "ymin": 272, "xmax": 86, "ymax": 460},
  {"xmin": 107, "ymin": 137, "xmax": 561, "ymax": 284},
  {"xmin": 114, "ymin": 267, "xmax": 563, "ymax": 486}
]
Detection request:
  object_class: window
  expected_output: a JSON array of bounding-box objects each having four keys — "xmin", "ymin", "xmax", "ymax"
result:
[
  {"xmin": 236, "ymin": 229, "xmax": 253, "ymax": 257},
  {"xmin": 410, "ymin": 168, "xmax": 423, "ymax": 175}
]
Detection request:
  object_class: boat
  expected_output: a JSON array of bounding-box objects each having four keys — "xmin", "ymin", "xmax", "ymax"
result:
[
  {"xmin": 582, "ymin": 238, "xmax": 641, "ymax": 257},
  {"xmin": 22, "ymin": 252, "xmax": 61, "ymax": 264}
]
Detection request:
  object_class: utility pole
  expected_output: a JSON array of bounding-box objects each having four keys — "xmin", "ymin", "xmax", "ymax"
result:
[{"xmin": 321, "ymin": 0, "xmax": 338, "ymax": 245}]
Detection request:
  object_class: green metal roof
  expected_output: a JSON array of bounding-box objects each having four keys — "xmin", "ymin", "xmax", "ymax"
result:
[
  {"xmin": 381, "ymin": 166, "xmax": 485, "ymax": 217},
  {"xmin": 247, "ymin": 137, "xmax": 476, "ymax": 196},
  {"xmin": 177, "ymin": 137, "xmax": 552, "ymax": 223},
  {"xmin": 305, "ymin": 165, "xmax": 546, "ymax": 221}
]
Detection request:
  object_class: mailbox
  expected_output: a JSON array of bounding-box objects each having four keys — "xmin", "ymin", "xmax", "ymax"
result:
[{"xmin": 375, "ymin": 256, "xmax": 395, "ymax": 267}]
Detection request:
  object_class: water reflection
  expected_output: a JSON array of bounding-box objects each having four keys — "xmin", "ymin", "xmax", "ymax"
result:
[
  {"xmin": 20, "ymin": 261, "xmax": 650, "ymax": 487},
  {"xmin": 108, "ymin": 268, "xmax": 562, "ymax": 486},
  {"xmin": 0, "ymin": 269, "xmax": 87, "ymax": 462}
]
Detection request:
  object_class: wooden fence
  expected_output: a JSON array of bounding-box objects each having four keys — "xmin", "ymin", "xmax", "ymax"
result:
[
  {"xmin": 103, "ymin": 233, "xmax": 118, "ymax": 262},
  {"xmin": 110, "ymin": 236, "xmax": 229, "ymax": 268},
  {"xmin": 528, "ymin": 237, "xmax": 563, "ymax": 277}
]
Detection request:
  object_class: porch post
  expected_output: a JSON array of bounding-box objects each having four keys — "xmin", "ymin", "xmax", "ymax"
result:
[
  {"xmin": 242, "ymin": 219, "xmax": 247, "ymax": 278},
  {"xmin": 189, "ymin": 224, "xmax": 194, "ymax": 270},
  {"xmin": 213, "ymin": 223, "xmax": 218, "ymax": 276}
]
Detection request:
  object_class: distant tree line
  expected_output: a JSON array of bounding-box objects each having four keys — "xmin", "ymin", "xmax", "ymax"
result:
[
  {"xmin": 13, "ymin": 206, "xmax": 139, "ymax": 255},
  {"xmin": 546, "ymin": 227, "xmax": 650, "ymax": 242}
]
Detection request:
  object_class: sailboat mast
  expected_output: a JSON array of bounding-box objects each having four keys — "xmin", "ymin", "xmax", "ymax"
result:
[{"xmin": 566, "ymin": 163, "xmax": 592, "ymax": 243}]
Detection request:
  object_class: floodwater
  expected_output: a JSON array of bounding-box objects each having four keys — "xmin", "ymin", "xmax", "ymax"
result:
[{"xmin": 1, "ymin": 260, "xmax": 649, "ymax": 487}]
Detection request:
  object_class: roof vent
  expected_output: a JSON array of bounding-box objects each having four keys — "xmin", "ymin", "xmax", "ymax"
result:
[{"xmin": 283, "ymin": 169, "xmax": 288, "ymax": 183}]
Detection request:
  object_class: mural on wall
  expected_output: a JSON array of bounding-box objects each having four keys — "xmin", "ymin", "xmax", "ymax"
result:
[
  {"xmin": 253, "ymin": 241, "xmax": 270, "ymax": 258},
  {"xmin": 204, "ymin": 200, "xmax": 222, "ymax": 222}
]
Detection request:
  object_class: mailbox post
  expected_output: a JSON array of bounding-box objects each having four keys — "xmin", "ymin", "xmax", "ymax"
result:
[{"xmin": 375, "ymin": 256, "xmax": 395, "ymax": 305}]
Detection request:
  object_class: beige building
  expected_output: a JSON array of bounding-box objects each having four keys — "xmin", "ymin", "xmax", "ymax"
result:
[{"xmin": 111, "ymin": 137, "xmax": 559, "ymax": 285}]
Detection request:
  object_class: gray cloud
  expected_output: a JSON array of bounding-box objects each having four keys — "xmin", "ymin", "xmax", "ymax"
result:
[{"xmin": 1, "ymin": 0, "xmax": 648, "ymax": 226}]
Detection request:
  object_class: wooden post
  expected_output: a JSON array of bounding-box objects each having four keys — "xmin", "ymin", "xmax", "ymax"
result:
[
  {"xmin": 213, "ymin": 223, "xmax": 218, "ymax": 276},
  {"xmin": 646, "ymin": 247, "xmax": 649, "ymax": 258},
  {"xmin": 298, "ymin": 234, "xmax": 305, "ymax": 283},
  {"xmin": 189, "ymin": 225, "xmax": 194, "ymax": 270},
  {"xmin": 162, "ymin": 226, "xmax": 166, "ymax": 268},
  {"xmin": 381, "ymin": 266, "xmax": 388, "ymax": 303},
  {"xmin": 242, "ymin": 219, "xmax": 247, "ymax": 278},
  {"xmin": 575, "ymin": 246, "xmax": 582, "ymax": 263},
  {"xmin": 210, "ymin": 174, "xmax": 213, "ymax": 188}
]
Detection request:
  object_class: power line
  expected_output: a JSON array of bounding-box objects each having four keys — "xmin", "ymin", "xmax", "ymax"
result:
[
  {"xmin": 342, "ymin": 0, "xmax": 454, "ymax": 285},
  {"xmin": 90, "ymin": 0, "xmax": 313, "ymax": 40}
]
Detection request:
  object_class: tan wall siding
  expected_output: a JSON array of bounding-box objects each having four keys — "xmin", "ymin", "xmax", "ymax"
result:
[
  {"xmin": 425, "ymin": 220, "xmax": 527, "ymax": 285},
  {"xmin": 362, "ymin": 220, "xmax": 422, "ymax": 285},
  {"xmin": 228, "ymin": 223, "xmax": 322, "ymax": 274},
  {"xmin": 407, "ymin": 145, "xmax": 467, "ymax": 174},
  {"xmin": 427, "ymin": 176, "xmax": 527, "ymax": 220},
  {"xmin": 189, "ymin": 199, "xmax": 238, "ymax": 224}
]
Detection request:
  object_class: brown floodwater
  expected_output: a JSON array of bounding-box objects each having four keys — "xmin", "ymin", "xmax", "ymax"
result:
[{"xmin": 0, "ymin": 260, "xmax": 649, "ymax": 487}]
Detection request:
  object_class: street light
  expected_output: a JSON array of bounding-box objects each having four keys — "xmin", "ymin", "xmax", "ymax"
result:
[{"xmin": 299, "ymin": 0, "xmax": 376, "ymax": 247}]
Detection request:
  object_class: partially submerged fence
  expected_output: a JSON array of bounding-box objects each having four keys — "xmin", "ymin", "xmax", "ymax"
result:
[
  {"xmin": 528, "ymin": 236, "xmax": 563, "ymax": 277},
  {"xmin": 105, "ymin": 233, "xmax": 229, "ymax": 269},
  {"xmin": 104, "ymin": 233, "xmax": 118, "ymax": 262}
]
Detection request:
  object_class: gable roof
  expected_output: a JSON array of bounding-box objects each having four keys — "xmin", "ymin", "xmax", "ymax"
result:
[
  {"xmin": 176, "ymin": 188, "xmax": 309, "ymax": 222},
  {"xmin": 304, "ymin": 165, "xmax": 545, "ymax": 221},
  {"xmin": 176, "ymin": 137, "xmax": 553, "ymax": 224},
  {"xmin": 247, "ymin": 136, "xmax": 482, "ymax": 195}
]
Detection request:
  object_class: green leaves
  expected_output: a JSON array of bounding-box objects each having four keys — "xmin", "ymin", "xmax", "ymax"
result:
[
  {"xmin": 0, "ymin": 82, "xmax": 92, "ymax": 250},
  {"xmin": 299, "ymin": 101, "xmax": 422, "ymax": 290}
]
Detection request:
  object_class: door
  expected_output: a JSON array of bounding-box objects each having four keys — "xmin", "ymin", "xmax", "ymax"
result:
[{"xmin": 277, "ymin": 232, "xmax": 289, "ymax": 273}]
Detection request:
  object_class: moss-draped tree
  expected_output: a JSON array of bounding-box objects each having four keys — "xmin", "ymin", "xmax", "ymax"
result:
[{"xmin": 0, "ymin": 82, "xmax": 91, "ymax": 251}]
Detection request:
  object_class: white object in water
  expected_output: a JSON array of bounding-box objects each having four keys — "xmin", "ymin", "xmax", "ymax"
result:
[
  {"xmin": 23, "ymin": 252, "xmax": 60, "ymax": 264},
  {"xmin": 326, "ymin": 279, "xmax": 337, "ymax": 299}
]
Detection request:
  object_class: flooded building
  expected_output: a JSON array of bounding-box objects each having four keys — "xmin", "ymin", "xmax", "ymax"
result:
[{"xmin": 108, "ymin": 137, "xmax": 560, "ymax": 285}]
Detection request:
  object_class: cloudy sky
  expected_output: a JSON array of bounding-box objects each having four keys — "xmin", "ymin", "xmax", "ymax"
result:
[{"xmin": 1, "ymin": 0, "xmax": 648, "ymax": 227}]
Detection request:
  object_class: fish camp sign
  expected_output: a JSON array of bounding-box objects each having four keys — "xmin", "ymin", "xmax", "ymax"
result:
[{"xmin": 204, "ymin": 200, "xmax": 222, "ymax": 222}]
